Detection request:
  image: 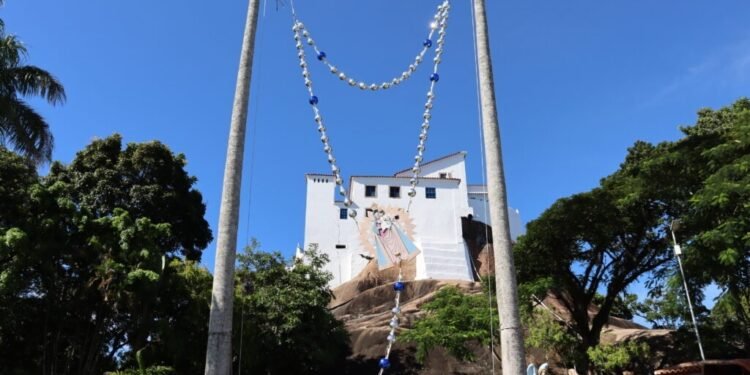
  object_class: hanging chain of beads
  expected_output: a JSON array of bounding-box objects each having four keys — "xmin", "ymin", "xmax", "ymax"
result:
[
  {"xmin": 292, "ymin": 0, "xmax": 450, "ymax": 218},
  {"xmin": 377, "ymin": 262, "xmax": 405, "ymax": 373},
  {"xmin": 294, "ymin": 6, "xmax": 449, "ymax": 91}
]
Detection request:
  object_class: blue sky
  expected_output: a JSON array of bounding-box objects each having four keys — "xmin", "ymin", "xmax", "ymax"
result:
[{"xmin": 4, "ymin": 0, "xmax": 749, "ymax": 299}]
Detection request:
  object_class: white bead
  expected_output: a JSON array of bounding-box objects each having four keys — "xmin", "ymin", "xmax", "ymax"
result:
[
  {"xmin": 339, "ymin": 186, "xmax": 346, "ymax": 195},
  {"xmin": 392, "ymin": 78, "xmax": 400, "ymax": 85},
  {"xmin": 314, "ymin": 114, "xmax": 322, "ymax": 123},
  {"xmin": 434, "ymin": 56, "xmax": 442, "ymax": 64},
  {"xmin": 338, "ymin": 72, "xmax": 346, "ymax": 80},
  {"xmin": 427, "ymin": 91, "xmax": 434, "ymax": 99},
  {"xmin": 412, "ymin": 166, "xmax": 420, "ymax": 174},
  {"xmin": 299, "ymin": 61, "xmax": 306, "ymax": 68},
  {"xmin": 304, "ymin": 79, "xmax": 311, "ymax": 87},
  {"xmin": 302, "ymin": 30, "xmax": 309, "ymax": 37},
  {"xmin": 331, "ymin": 164, "xmax": 338, "ymax": 172},
  {"xmin": 307, "ymin": 38, "xmax": 314, "ymax": 45},
  {"xmin": 369, "ymin": 84, "xmax": 378, "ymax": 91},
  {"xmin": 409, "ymin": 64, "xmax": 416, "ymax": 72},
  {"xmin": 358, "ymin": 82, "xmax": 367, "ymax": 90},
  {"xmin": 348, "ymin": 210, "xmax": 357, "ymax": 218},
  {"xmin": 415, "ymin": 155, "xmax": 423, "ymax": 162},
  {"xmin": 330, "ymin": 66, "xmax": 338, "ymax": 73},
  {"xmin": 410, "ymin": 178, "xmax": 417, "ymax": 185},
  {"xmin": 317, "ymin": 124, "xmax": 324, "ymax": 132},
  {"xmin": 328, "ymin": 154, "xmax": 335, "ymax": 163},
  {"xmin": 425, "ymin": 102, "xmax": 433, "ymax": 109},
  {"xmin": 423, "ymin": 112, "xmax": 432, "ymax": 120},
  {"xmin": 323, "ymin": 144, "xmax": 331, "ymax": 152},
  {"xmin": 348, "ymin": 78, "xmax": 356, "ymax": 86},
  {"xmin": 408, "ymin": 189, "xmax": 417, "ymax": 197},
  {"xmin": 344, "ymin": 198, "xmax": 352, "ymax": 207},
  {"xmin": 415, "ymin": 55, "xmax": 423, "ymax": 63},
  {"xmin": 381, "ymin": 82, "xmax": 391, "ymax": 89},
  {"xmin": 320, "ymin": 135, "xmax": 328, "ymax": 143},
  {"xmin": 387, "ymin": 334, "xmax": 396, "ymax": 343},
  {"xmin": 296, "ymin": 42, "xmax": 303, "ymax": 50}
]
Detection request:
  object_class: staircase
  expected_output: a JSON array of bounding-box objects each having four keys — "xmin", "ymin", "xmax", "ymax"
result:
[{"xmin": 420, "ymin": 241, "xmax": 472, "ymax": 281}]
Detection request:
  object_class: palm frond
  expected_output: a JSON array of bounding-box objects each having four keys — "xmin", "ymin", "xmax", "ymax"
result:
[
  {"xmin": 0, "ymin": 95, "xmax": 54, "ymax": 164},
  {"xmin": 0, "ymin": 33, "xmax": 27, "ymax": 68},
  {"xmin": 6, "ymin": 65, "xmax": 66, "ymax": 105}
]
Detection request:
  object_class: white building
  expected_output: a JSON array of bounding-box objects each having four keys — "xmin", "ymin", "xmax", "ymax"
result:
[{"xmin": 303, "ymin": 151, "xmax": 523, "ymax": 287}]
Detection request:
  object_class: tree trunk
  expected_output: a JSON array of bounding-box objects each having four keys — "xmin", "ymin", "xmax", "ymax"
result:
[
  {"xmin": 472, "ymin": 0, "xmax": 526, "ymax": 374},
  {"xmin": 204, "ymin": 1, "xmax": 260, "ymax": 374}
]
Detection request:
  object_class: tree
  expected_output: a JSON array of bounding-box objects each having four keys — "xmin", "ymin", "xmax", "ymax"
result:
[
  {"xmin": 683, "ymin": 99, "xmax": 750, "ymax": 353},
  {"xmin": 0, "ymin": 19, "xmax": 65, "ymax": 164},
  {"xmin": 514, "ymin": 182, "xmax": 673, "ymax": 373},
  {"xmin": 0, "ymin": 136, "xmax": 212, "ymax": 374},
  {"xmin": 232, "ymin": 242, "xmax": 349, "ymax": 373},
  {"xmin": 402, "ymin": 281, "xmax": 499, "ymax": 364},
  {"xmin": 472, "ymin": 0, "xmax": 526, "ymax": 373},
  {"xmin": 205, "ymin": 1, "xmax": 260, "ymax": 373}
]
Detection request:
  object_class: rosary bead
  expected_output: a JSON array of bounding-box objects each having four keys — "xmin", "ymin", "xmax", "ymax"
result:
[
  {"xmin": 423, "ymin": 39, "xmax": 433, "ymax": 48},
  {"xmin": 408, "ymin": 189, "xmax": 417, "ymax": 197},
  {"xmin": 430, "ymin": 73, "xmax": 440, "ymax": 82},
  {"xmin": 348, "ymin": 209, "xmax": 357, "ymax": 218},
  {"xmin": 338, "ymin": 72, "xmax": 346, "ymax": 80},
  {"xmin": 309, "ymin": 96, "xmax": 319, "ymax": 105},
  {"xmin": 379, "ymin": 358, "xmax": 391, "ymax": 369},
  {"xmin": 317, "ymin": 51, "xmax": 326, "ymax": 60}
]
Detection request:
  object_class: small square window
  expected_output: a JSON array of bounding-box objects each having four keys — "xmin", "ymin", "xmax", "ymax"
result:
[
  {"xmin": 365, "ymin": 185, "xmax": 377, "ymax": 197},
  {"xmin": 426, "ymin": 187, "xmax": 437, "ymax": 199},
  {"xmin": 389, "ymin": 186, "xmax": 400, "ymax": 198},
  {"xmin": 439, "ymin": 173, "xmax": 448, "ymax": 179},
  {"xmin": 339, "ymin": 208, "xmax": 348, "ymax": 219}
]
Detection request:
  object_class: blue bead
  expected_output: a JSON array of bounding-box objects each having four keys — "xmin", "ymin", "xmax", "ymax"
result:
[
  {"xmin": 379, "ymin": 358, "xmax": 391, "ymax": 369},
  {"xmin": 430, "ymin": 73, "xmax": 440, "ymax": 82},
  {"xmin": 393, "ymin": 281, "xmax": 405, "ymax": 291},
  {"xmin": 423, "ymin": 39, "xmax": 433, "ymax": 48},
  {"xmin": 317, "ymin": 51, "xmax": 326, "ymax": 60},
  {"xmin": 309, "ymin": 96, "xmax": 318, "ymax": 105}
]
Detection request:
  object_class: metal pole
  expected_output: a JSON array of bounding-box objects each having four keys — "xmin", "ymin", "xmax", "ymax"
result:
[{"xmin": 670, "ymin": 221, "xmax": 706, "ymax": 361}]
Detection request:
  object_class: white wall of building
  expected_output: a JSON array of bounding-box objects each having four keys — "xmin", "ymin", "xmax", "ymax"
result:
[{"xmin": 304, "ymin": 152, "xmax": 523, "ymax": 287}]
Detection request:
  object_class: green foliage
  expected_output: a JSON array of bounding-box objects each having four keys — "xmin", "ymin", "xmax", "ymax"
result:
[
  {"xmin": 401, "ymin": 285, "xmax": 498, "ymax": 363},
  {"xmin": 0, "ymin": 19, "xmax": 65, "ymax": 164},
  {"xmin": 524, "ymin": 309, "xmax": 579, "ymax": 367},
  {"xmin": 515, "ymin": 98, "xmax": 750, "ymax": 369},
  {"xmin": 233, "ymin": 242, "xmax": 350, "ymax": 374},
  {"xmin": 0, "ymin": 137, "xmax": 212, "ymax": 374},
  {"xmin": 587, "ymin": 341, "xmax": 650, "ymax": 374}
]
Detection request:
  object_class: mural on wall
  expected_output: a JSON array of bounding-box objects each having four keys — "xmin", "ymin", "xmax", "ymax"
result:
[{"xmin": 358, "ymin": 204, "xmax": 421, "ymax": 270}]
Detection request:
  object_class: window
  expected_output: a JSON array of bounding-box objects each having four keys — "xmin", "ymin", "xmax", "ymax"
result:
[
  {"xmin": 426, "ymin": 187, "xmax": 437, "ymax": 199},
  {"xmin": 365, "ymin": 185, "xmax": 377, "ymax": 197},
  {"xmin": 439, "ymin": 173, "xmax": 448, "ymax": 179},
  {"xmin": 339, "ymin": 208, "xmax": 348, "ymax": 219},
  {"xmin": 389, "ymin": 186, "xmax": 400, "ymax": 198},
  {"xmin": 335, "ymin": 244, "xmax": 347, "ymax": 249}
]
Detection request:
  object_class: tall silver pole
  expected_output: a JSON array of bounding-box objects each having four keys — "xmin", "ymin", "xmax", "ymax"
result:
[
  {"xmin": 472, "ymin": 0, "xmax": 527, "ymax": 373},
  {"xmin": 205, "ymin": 1, "xmax": 261, "ymax": 374},
  {"xmin": 670, "ymin": 220, "xmax": 706, "ymax": 361}
]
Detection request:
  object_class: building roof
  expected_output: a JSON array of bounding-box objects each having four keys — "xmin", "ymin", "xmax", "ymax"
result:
[
  {"xmin": 351, "ymin": 175, "xmax": 461, "ymax": 182},
  {"xmin": 393, "ymin": 151, "xmax": 466, "ymax": 176}
]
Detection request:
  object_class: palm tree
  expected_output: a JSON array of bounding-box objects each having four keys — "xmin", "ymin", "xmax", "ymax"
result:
[
  {"xmin": 472, "ymin": 0, "xmax": 526, "ymax": 373},
  {"xmin": 204, "ymin": 0, "xmax": 260, "ymax": 374},
  {"xmin": 0, "ymin": 19, "xmax": 66, "ymax": 164}
]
